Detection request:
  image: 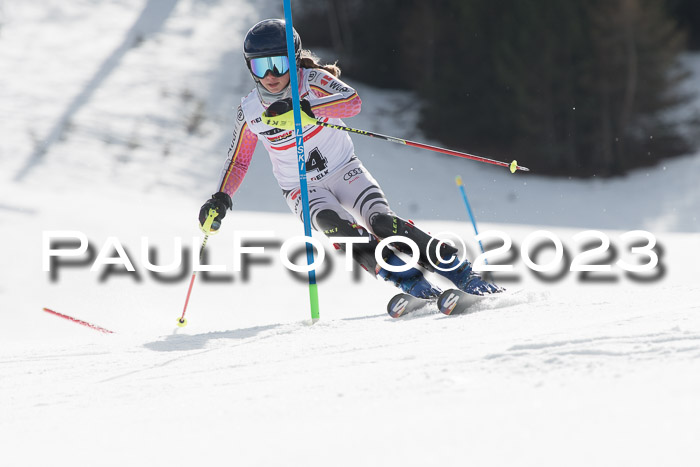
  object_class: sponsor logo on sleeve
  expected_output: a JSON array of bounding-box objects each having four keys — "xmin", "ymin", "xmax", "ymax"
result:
[{"xmin": 328, "ymin": 81, "xmax": 349, "ymax": 93}]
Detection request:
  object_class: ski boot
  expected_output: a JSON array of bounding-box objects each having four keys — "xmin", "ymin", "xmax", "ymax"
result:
[
  {"xmin": 436, "ymin": 258, "xmax": 504, "ymax": 296},
  {"xmin": 377, "ymin": 252, "xmax": 442, "ymax": 299}
]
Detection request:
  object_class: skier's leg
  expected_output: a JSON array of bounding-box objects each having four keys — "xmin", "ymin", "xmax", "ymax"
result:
[
  {"xmin": 314, "ymin": 209, "xmax": 440, "ymax": 299},
  {"xmin": 320, "ymin": 159, "xmax": 501, "ymax": 296},
  {"xmin": 370, "ymin": 213, "xmax": 504, "ymax": 295},
  {"xmin": 282, "ymin": 185, "xmax": 346, "ymax": 231},
  {"xmin": 324, "ymin": 158, "xmax": 454, "ymax": 267},
  {"xmin": 325, "ymin": 157, "xmax": 394, "ymax": 226},
  {"xmin": 317, "ymin": 159, "xmax": 441, "ymax": 297},
  {"xmin": 369, "ymin": 213, "xmax": 459, "ymax": 270},
  {"xmin": 284, "ymin": 184, "xmax": 386, "ymax": 274},
  {"xmin": 283, "ymin": 184, "xmax": 439, "ymax": 298},
  {"xmin": 314, "ymin": 209, "xmax": 381, "ymax": 276}
]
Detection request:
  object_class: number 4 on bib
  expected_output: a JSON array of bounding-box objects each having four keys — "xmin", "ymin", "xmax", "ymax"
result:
[{"xmin": 306, "ymin": 147, "xmax": 328, "ymax": 172}]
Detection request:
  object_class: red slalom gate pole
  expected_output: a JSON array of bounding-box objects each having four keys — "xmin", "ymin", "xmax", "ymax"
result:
[{"xmin": 42, "ymin": 308, "xmax": 114, "ymax": 334}]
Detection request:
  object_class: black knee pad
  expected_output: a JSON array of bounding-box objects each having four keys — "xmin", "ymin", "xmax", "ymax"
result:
[
  {"xmin": 316, "ymin": 210, "xmax": 360, "ymax": 237},
  {"xmin": 369, "ymin": 212, "xmax": 398, "ymax": 238},
  {"xmin": 370, "ymin": 213, "xmax": 458, "ymax": 270},
  {"xmin": 316, "ymin": 209, "xmax": 382, "ymax": 275}
]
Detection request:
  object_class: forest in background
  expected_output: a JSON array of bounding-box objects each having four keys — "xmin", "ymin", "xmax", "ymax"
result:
[{"xmin": 295, "ymin": 0, "xmax": 700, "ymax": 177}]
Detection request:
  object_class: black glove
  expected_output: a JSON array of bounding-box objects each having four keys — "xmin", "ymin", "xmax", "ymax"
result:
[
  {"xmin": 198, "ymin": 192, "xmax": 233, "ymax": 232},
  {"xmin": 264, "ymin": 98, "xmax": 315, "ymax": 118}
]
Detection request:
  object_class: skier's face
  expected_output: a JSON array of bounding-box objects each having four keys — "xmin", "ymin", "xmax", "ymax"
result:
[{"xmin": 260, "ymin": 71, "xmax": 290, "ymax": 94}]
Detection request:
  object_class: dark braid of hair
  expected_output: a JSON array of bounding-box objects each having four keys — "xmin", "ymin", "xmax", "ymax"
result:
[{"xmin": 299, "ymin": 49, "xmax": 341, "ymax": 78}]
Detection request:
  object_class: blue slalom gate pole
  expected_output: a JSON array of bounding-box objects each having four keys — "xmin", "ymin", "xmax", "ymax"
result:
[
  {"xmin": 283, "ymin": 0, "xmax": 320, "ymax": 322},
  {"xmin": 455, "ymin": 176, "xmax": 487, "ymax": 262}
]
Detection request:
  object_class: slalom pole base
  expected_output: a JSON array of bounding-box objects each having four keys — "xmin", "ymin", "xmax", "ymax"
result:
[{"xmin": 176, "ymin": 318, "xmax": 188, "ymax": 328}]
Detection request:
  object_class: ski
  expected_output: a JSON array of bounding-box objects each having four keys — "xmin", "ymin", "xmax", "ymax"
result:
[
  {"xmin": 387, "ymin": 288, "xmax": 489, "ymax": 318},
  {"xmin": 386, "ymin": 293, "xmax": 436, "ymax": 318},
  {"xmin": 436, "ymin": 288, "xmax": 483, "ymax": 315}
]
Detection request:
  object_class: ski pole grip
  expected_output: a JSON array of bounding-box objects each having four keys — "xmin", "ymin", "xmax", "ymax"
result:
[
  {"xmin": 262, "ymin": 110, "xmax": 318, "ymax": 130},
  {"xmin": 200, "ymin": 208, "xmax": 219, "ymax": 235}
]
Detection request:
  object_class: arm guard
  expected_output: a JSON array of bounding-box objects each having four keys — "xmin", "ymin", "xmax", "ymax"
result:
[{"xmin": 306, "ymin": 69, "xmax": 362, "ymax": 119}]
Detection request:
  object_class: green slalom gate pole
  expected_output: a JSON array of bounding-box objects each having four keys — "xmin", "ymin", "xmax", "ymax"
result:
[{"xmin": 283, "ymin": 0, "xmax": 320, "ymax": 322}]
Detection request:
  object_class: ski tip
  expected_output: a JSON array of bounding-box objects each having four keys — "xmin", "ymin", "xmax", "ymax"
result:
[
  {"xmin": 387, "ymin": 294, "xmax": 411, "ymax": 318},
  {"xmin": 437, "ymin": 289, "xmax": 482, "ymax": 316},
  {"xmin": 387, "ymin": 293, "xmax": 438, "ymax": 318},
  {"xmin": 437, "ymin": 290, "xmax": 460, "ymax": 315}
]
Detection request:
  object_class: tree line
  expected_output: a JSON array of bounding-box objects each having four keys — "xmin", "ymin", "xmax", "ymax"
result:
[{"xmin": 295, "ymin": 0, "xmax": 700, "ymax": 177}]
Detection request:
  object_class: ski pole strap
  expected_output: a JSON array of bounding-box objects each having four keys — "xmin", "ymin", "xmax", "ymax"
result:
[{"xmin": 199, "ymin": 208, "xmax": 219, "ymax": 235}]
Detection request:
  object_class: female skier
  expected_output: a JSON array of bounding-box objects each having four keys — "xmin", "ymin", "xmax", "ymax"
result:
[{"xmin": 198, "ymin": 19, "xmax": 502, "ymax": 298}]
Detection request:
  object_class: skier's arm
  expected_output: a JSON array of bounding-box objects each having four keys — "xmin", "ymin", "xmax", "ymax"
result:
[
  {"xmin": 217, "ymin": 107, "xmax": 258, "ymax": 196},
  {"xmin": 199, "ymin": 107, "xmax": 257, "ymax": 233},
  {"xmin": 306, "ymin": 70, "xmax": 362, "ymax": 119}
]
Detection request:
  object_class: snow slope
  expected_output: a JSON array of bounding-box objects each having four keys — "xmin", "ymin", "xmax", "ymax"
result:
[{"xmin": 1, "ymin": 1, "xmax": 700, "ymax": 466}]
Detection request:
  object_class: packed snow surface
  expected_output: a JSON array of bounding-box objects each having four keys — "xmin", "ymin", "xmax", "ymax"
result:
[{"xmin": 1, "ymin": 1, "xmax": 699, "ymax": 466}]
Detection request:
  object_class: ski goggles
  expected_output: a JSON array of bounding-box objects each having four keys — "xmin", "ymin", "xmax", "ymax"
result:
[{"xmin": 248, "ymin": 55, "xmax": 290, "ymax": 79}]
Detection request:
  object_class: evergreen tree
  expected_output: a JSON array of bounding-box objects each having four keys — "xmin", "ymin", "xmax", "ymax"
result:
[
  {"xmin": 586, "ymin": 0, "xmax": 691, "ymax": 175},
  {"xmin": 666, "ymin": 0, "xmax": 700, "ymax": 49},
  {"xmin": 488, "ymin": 0, "xmax": 592, "ymax": 173},
  {"xmin": 296, "ymin": 0, "xmax": 694, "ymax": 177}
]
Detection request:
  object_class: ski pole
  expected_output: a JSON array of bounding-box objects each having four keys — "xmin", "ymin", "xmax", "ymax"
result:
[
  {"xmin": 262, "ymin": 112, "xmax": 529, "ymax": 173},
  {"xmin": 177, "ymin": 208, "xmax": 218, "ymax": 327}
]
